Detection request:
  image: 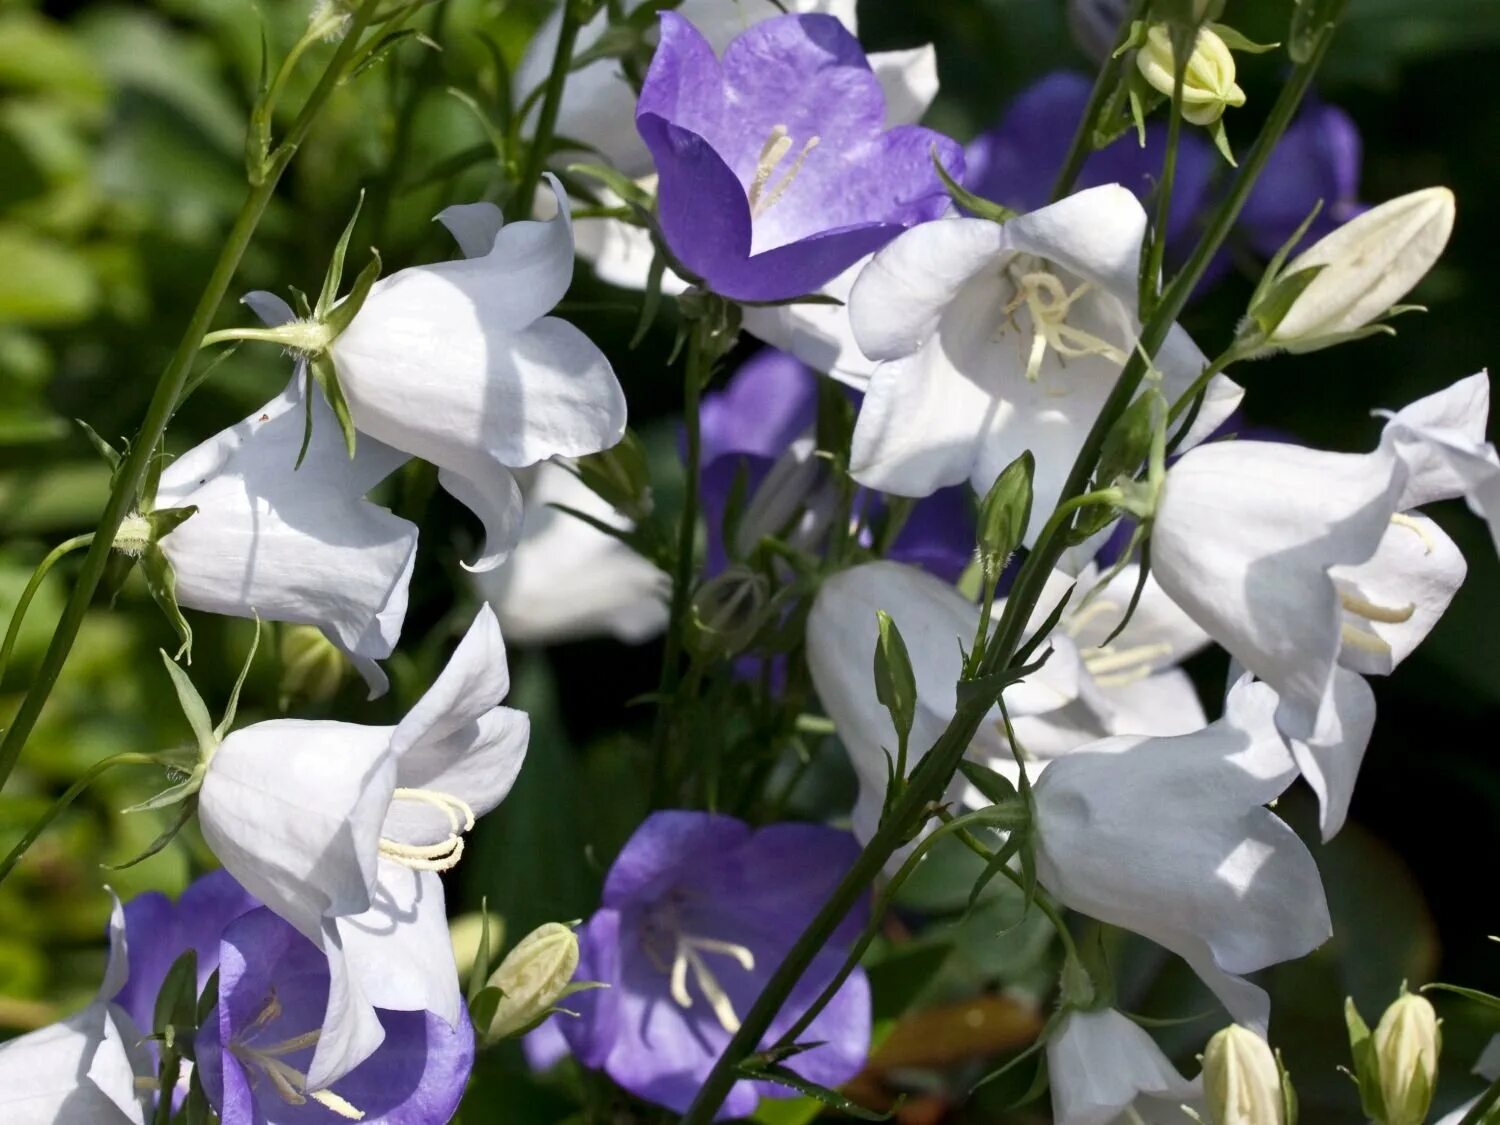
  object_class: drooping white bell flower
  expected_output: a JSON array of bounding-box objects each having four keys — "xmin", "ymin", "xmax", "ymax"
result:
[
  {"xmin": 1151, "ymin": 379, "xmax": 1472, "ymax": 835},
  {"xmin": 1047, "ymin": 1008, "xmax": 1202, "ymax": 1125},
  {"xmin": 475, "ymin": 460, "xmax": 668, "ymax": 645},
  {"xmin": 197, "ymin": 606, "xmax": 529, "ymax": 1088},
  {"xmin": 1032, "ymin": 677, "xmax": 1329, "ymax": 1032},
  {"xmin": 847, "ymin": 187, "xmax": 1243, "ymax": 540},
  {"xmin": 0, "ymin": 894, "xmax": 151, "ymax": 1125},
  {"xmin": 158, "ymin": 292, "xmax": 416, "ymax": 697},
  {"xmin": 327, "ymin": 176, "xmax": 627, "ymax": 572},
  {"xmin": 806, "ymin": 561, "xmax": 1207, "ymax": 847}
]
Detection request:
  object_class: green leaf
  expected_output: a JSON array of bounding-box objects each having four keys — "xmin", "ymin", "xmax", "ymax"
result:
[
  {"xmin": 215, "ymin": 616, "xmax": 261, "ymax": 739},
  {"xmin": 1422, "ymin": 982, "xmax": 1500, "ymax": 1013},
  {"xmin": 467, "ymin": 900, "xmax": 497, "ymax": 1007},
  {"xmin": 142, "ymin": 547, "xmax": 194, "ymax": 663},
  {"xmin": 156, "ymin": 644, "xmax": 213, "ymax": 753},
  {"xmin": 0, "ymin": 224, "xmax": 98, "ymax": 326},
  {"xmin": 631, "ymin": 251, "xmax": 667, "ymax": 349},
  {"xmin": 565, "ymin": 161, "xmax": 654, "ymax": 212},
  {"xmin": 183, "ymin": 1066, "xmax": 213, "ymax": 1125},
  {"xmin": 317, "ymin": 190, "xmax": 366, "ymax": 320},
  {"xmin": 1248, "ymin": 264, "xmax": 1327, "ymax": 340},
  {"xmin": 734, "ymin": 1061, "xmax": 896, "ymax": 1120},
  {"xmin": 196, "ymin": 970, "xmax": 219, "ymax": 1025},
  {"xmin": 470, "ymin": 985, "xmax": 503, "ymax": 1033},
  {"xmin": 153, "ymin": 949, "xmax": 198, "ymax": 1040},
  {"xmin": 75, "ymin": 419, "xmax": 121, "ymax": 470},
  {"xmin": 144, "ymin": 505, "xmax": 198, "ymax": 541},
  {"xmin": 955, "ymin": 649, "xmax": 1053, "ymax": 710}
]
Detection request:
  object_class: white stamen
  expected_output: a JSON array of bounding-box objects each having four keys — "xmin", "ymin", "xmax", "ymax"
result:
[
  {"xmin": 666, "ymin": 933, "xmax": 757, "ymax": 1034},
  {"xmin": 1062, "ymin": 598, "xmax": 1122, "ymax": 638},
  {"xmin": 232, "ymin": 1029, "xmax": 366, "ymax": 1120},
  {"xmin": 1339, "ymin": 590, "xmax": 1415, "ymax": 624},
  {"xmin": 1390, "ymin": 512, "xmax": 1436, "ymax": 554},
  {"xmin": 997, "ymin": 263, "xmax": 1129, "ymax": 382},
  {"xmin": 1083, "ymin": 641, "xmax": 1175, "ymax": 677},
  {"xmin": 747, "ymin": 124, "xmax": 820, "ymax": 219},
  {"xmin": 1341, "ymin": 623, "xmax": 1393, "ymax": 656},
  {"xmin": 378, "ymin": 788, "xmax": 475, "ymax": 873}
]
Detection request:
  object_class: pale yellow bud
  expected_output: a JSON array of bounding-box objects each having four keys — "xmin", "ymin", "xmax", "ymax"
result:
[
  {"xmin": 1203, "ymin": 1025, "xmax": 1285, "ymax": 1125},
  {"xmin": 1373, "ymin": 993, "xmax": 1440, "ymax": 1125},
  {"xmin": 1270, "ymin": 187, "xmax": 1456, "ymax": 352},
  {"xmin": 484, "ymin": 923, "xmax": 580, "ymax": 1040},
  {"xmin": 1136, "ymin": 24, "xmax": 1246, "ymax": 126}
]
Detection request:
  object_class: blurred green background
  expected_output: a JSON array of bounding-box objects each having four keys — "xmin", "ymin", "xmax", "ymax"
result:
[{"xmin": 2, "ymin": 0, "xmax": 1498, "ymax": 1121}]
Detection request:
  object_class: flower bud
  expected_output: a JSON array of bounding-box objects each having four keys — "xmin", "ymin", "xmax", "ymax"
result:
[
  {"xmin": 1372, "ymin": 993, "xmax": 1440, "ymax": 1125},
  {"xmin": 1267, "ymin": 188, "xmax": 1455, "ymax": 353},
  {"xmin": 690, "ymin": 565, "xmax": 772, "ymax": 657},
  {"xmin": 572, "ymin": 432, "xmax": 654, "ymax": 523},
  {"xmin": 484, "ymin": 922, "xmax": 580, "ymax": 1040},
  {"xmin": 1203, "ymin": 1025, "xmax": 1286, "ymax": 1125},
  {"xmin": 1136, "ymin": 24, "xmax": 1246, "ymax": 126},
  {"xmin": 733, "ymin": 437, "xmax": 828, "ymax": 559},
  {"xmin": 279, "ymin": 624, "xmax": 349, "ymax": 707}
]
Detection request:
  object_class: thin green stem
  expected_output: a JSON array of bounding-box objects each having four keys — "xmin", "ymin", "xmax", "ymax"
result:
[
  {"xmin": 1166, "ymin": 345, "xmax": 1238, "ymax": 427},
  {"xmin": 1142, "ymin": 26, "xmax": 1192, "ymax": 316},
  {"xmin": 0, "ymin": 753, "xmax": 159, "ymax": 885},
  {"xmin": 1458, "ymin": 1075, "xmax": 1500, "ymax": 1125},
  {"xmin": 648, "ymin": 321, "xmax": 708, "ymax": 805},
  {"xmin": 1049, "ymin": 0, "xmax": 1150, "ymax": 203},
  {"xmin": 0, "ymin": 534, "xmax": 93, "ymax": 688},
  {"xmin": 681, "ymin": 12, "xmax": 1348, "ymax": 1117},
  {"xmin": 0, "ymin": 0, "xmax": 383, "ymax": 797},
  {"xmin": 515, "ymin": 0, "xmax": 584, "ymax": 206}
]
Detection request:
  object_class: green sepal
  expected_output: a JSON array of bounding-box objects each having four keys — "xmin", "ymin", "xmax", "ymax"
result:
[
  {"xmin": 142, "ymin": 546, "xmax": 193, "ymax": 663},
  {"xmin": 954, "ymin": 649, "xmax": 1053, "ymax": 710},
  {"xmin": 317, "ymin": 190, "xmax": 366, "ymax": 320},
  {"xmin": 734, "ymin": 1060, "xmax": 898, "ymax": 1120},
  {"xmin": 466, "ymin": 899, "xmax": 500, "ymax": 1006},
  {"xmin": 107, "ymin": 797, "xmax": 197, "ymax": 867},
  {"xmin": 1246, "ymin": 199, "xmax": 1325, "ymax": 314},
  {"xmin": 631, "ymin": 251, "xmax": 667, "ymax": 349},
  {"xmin": 977, "ymin": 450, "xmax": 1034, "ymax": 565},
  {"xmin": 75, "ymin": 418, "xmax": 121, "ymax": 471},
  {"xmin": 873, "ymin": 610, "xmax": 917, "ymax": 748},
  {"xmin": 1209, "ymin": 117, "xmax": 1237, "ymax": 166},
  {"xmin": 931, "ymin": 143, "xmax": 1017, "ymax": 224},
  {"xmin": 1245, "ymin": 263, "xmax": 1325, "ymax": 342},
  {"xmin": 322, "ymin": 247, "xmax": 383, "ymax": 340},
  {"xmin": 245, "ymin": 20, "xmax": 272, "ymax": 183},
  {"xmin": 1345, "ymin": 997, "xmax": 1389, "ymax": 1122},
  {"xmin": 1208, "ymin": 23, "xmax": 1280, "ymax": 53},
  {"xmin": 469, "ymin": 985, "xmax": 503, "ymax": 1034},
  {"xmin": 1092, "ymin": 535, "xmax": 1153, "ymax": 648},
  {"xmin": 1278, "ymin": 1048, "xmax": 1300, "ymax": 1125},
  {"xmin": 153, "ymin": 949, "xmax": 199, "ymax": 1047},
  {"xmin": 957, "ymin": 759, "xmax": 1020, "ymax": 807},
  {"xmin": 307, "ymin": 351, "xmax": 358, "ymax": 461},
  {"xmin": 1013, "ymin": 584, "xmax": 1074, "ymax": 668},
  {"xmin": 565, "ymin": 161, "xmax": 655, "ymax": 213},
  {"xmin": 215, "ymin": 616, "xmax": 261, "ymax": 740},
  {"xmin": 1422, "ymin": 982, "xmax": 1500, "ymax": 1014},
  {"xmin": 447, "ymin": 87, "xmax": 509, "ymax": 167},
  {"xmin": 145, "ymin": 505, "xmax": 198, "ymax": 541},
  {"xmin": 569, "ymin": 431, "xmax": 653, "ymax": 522}
]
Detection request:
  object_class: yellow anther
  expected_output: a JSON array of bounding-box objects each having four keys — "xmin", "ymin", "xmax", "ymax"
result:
[
  {"xmin": 1339, "ymin": 590, "xmax": 1415, "ymax": 625},
  {"xmin": 378, "ymin": 788, "xmax": 476, "ymax": 872},
  {"xmin": 667, "ymin": 934, "xmax": 756, "ymax": 1034},
  {"xmin": 747, "ymin": 124, "xmax": 820, "ymax": 219},
  {"xmin": 1390, "ymin": 512, "xmax": 1436, "ymax": 554},
  {"xmin": 1341, "ymin": 623, "xmax": 1393, "ymax": 657},
  {"xmin": 1082, "ymin": 642, "xmax": 1174, "ymax": 677},
  {"xmin": 998, "ymin": 262, "xmax": 1128, "ymax": 381}
]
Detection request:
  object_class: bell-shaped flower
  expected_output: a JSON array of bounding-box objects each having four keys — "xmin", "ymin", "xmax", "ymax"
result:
[
  {"xmin": 807, "ymin": 562, "xmax": 1206, "ymax": 847},
  {"xmin": 158, "ymin": 303, "xmax": 416, "ymax": 695},
  {"xmin": 557, "ymin": 811, "xmax": 871, "ymax": 1119},
  {"xmin": 197, "ymin": 606, "xmax": 529, "ymax": 1087},
  {"xmin": 1032, "ymin": 678, "xmax": 1330, "ymax": 1032},
  {"xmin": 634, "ymin": 12, "xmax": 963, "ymax": 302},
  {"xmin": 847, "ymin": 185, "xmax": 1241, "ymax": 542},
  {"xmin": 195, "ymin": 905, "xmax": 473, "ymax": 1124},
  {"xmin": 476, "ymin": 461, "xmax": 669, "ymax": 645},
  {"xmin": 1151, "ymin": 379, "xmax": 1472, "ymax": 836},
  {"xmin": 326, "ymin": 178, "xmax": 627, "ymax": 571},
  {"xmin": 1265, "ymin": 187, "xmax": 1454, "ymax": 354},
  {"xmin": 0, "ymin": 894, "xmax": 152, "ymax": 1124},
  {"xmin": 1047, "ymin": 1008, "xmax": 1201, "ymax": 1125}
]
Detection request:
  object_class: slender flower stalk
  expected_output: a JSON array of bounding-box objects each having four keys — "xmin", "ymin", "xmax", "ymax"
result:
[
  {"xmin": 0, "ymin": 0, "xmax": 385, "ymax": 798},
  {"xmin": 683, "ymin": 6, "xmax": 1351, "ymax": 1117},
  {"xmin": 515, "ymin": 0, "xmax": 587, "ymax": 206},
  {"xmin": 1049, "ymin": 0, "xmax": 1150, "ymax": 201},
  {"xmin": 0, "ymin": 533, "xmax": 92, "ymax": 687}
]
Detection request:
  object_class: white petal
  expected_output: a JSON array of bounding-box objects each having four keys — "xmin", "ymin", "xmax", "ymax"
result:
[
  {"xmin": 439, "ymin": 461, "xmax": 524, "ymax": 573},
  {"xmin": 241, "ymin": 289, "xmax": 296, "ymax": 327},
  {"xmin": 575, "ymin": 207, "xmax": 691, "ymax": 295},
  {"xmin": 0, "ymin": 1006, "xmax": 149, "ymax": 1125},
  {"xmin": 1098, "ymin": 669, "xmax": 1208, "ymax": 739},
  {"xmin": 1287, "ymin": 667, "xmax": 1376, "ymax": 841},
  {"xmin": 199, "ymin": 720, "xmax": 396, "ymax": 941},
  {"xmin": 849, "ymin": 217, "xmax": 1007, "ymax": 362},
  {"xmin": 392, "ymin": 605, "xmax": 508, "ymax": 751},
  {"xmin": 476, "ymin": 462, "xmax": 669, "ymax": 644},
  {"xmin": 1048, "ymin": 1009, "xmax": 1197, "ymax": 1125},
  {"xmin": 1003, "ymin": 184, "xmax": 1149, "ymax": 310},
  {"xmin": 869, "ymin": 45, "xmax": 939, "ymax": 127},
  {"xmin": 334, "ymin": 865, "xmax": 463, "ymax": 1025},
  {"xmin": 156, "ymin": 379, "xmax": 416, "ymax": 660},
  {"xmin": 436, "ymin": 201, "xmax": 504, "ymax": 259},
  {"xmin": 742, "ymin": 259, "xmax": 878, "ymax": 389},
  {"xmin": 306, "ymin": 920, "xmax": 388, "ymax": 1091},
  {"xmin": 1153, "ymin": 440, "xmax": 1403, "ymax": 740}
]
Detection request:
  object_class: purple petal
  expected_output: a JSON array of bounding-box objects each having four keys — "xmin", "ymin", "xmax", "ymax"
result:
[
  {"xmin": 700, "ymin": 453, "xmax": 775, "ymax": 576},
  {"xmin": 700, "ymin": 349, "xmax": 820, "ymax": 463},
  {"xmin": 711, "ymin": 222, "xmax": 905, "ymax": 304},
  {"xmin": 759, "ymin": 960, "xmax": 871, "ymax": 1097},
  {"xmin": 887, "ymin": 486, "xmax": 976, "ymax": 583},
  {"xmin": 1238, "ymin": 101, "xmax": 1365, "ymax": 258},
  {"xmin": 602, "ymin": 811, "xmax": 752, "ymax": 907},
  {"xmin": 638, "ymin": 112, "xmax": 752, "ymax": 285},
  {"xmin": 557, "ymin": 909, "xmax": 624, "ymax": 1070}
]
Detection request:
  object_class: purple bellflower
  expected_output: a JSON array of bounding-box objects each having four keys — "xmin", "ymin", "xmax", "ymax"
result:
[
  {"xmin": 120, "ymin": 871, "xmax": 473, "ymax": 1124},
  {"xmin": 558, "ymin": 811, "xmax": 872, "ymax": 1118},
  {"xmin": 636, "ymin": 12, "xmax": 964, "ymax": 303}
]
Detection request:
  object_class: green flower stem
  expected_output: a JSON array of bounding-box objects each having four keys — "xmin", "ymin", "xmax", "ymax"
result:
[
  {"xmin": 682, "ymin": 10, "xmax": 1349, "ymax": 1117},
  {"xmin": 0, "ymin": 0, "xmax": 384, "ymax": 799},
  {"xmin": 514, "ymin": 0, "xmax": 586, "ymax": 206},
  {"xmin": 0, "ymin": 534, "xmax": 93, "ymax": 689},
  {"xmin": 1049, "ymin": 0, "xmax": 1151, "ymax": 203},
  {"xmin": 1142, "ymin": 25, "xmax": 1193, "ymax": 317},
  {"xmin": 0, "ymin": 752, "xmax": 159, "ymax": 885},
  {"xmin": 1458, "ymin": 1075, "xmax": 1500, "ymax": 1125}
]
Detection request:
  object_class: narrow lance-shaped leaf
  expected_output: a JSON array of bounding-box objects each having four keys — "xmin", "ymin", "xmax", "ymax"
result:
[{"xmin": 142, "ymin": 547, "xmax": 194, "ymax": 663}]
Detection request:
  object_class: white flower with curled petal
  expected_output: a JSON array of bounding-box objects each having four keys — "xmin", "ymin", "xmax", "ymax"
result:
[
  {"xmin": 534, "ymin": 0, "xmax": 943, "ymax": 388},
  {"xmin": 326, "ymin": 176, "xmax": 627, "ymax": 572},
  {"xmin": 197, "ymin": 606, "xmax": 529, "ymax": 1089},
  {"xmin": 476, "ymin": 460, "xmax": 669, "ymax": 645},
  {"xmin": 806, "ymin": 561, "xmax": 1208, "ymax": 849},
  {"xmin": 847, "ymin": 187, "xmax": 1243, "ymax": 541},
  {"xmin": 1151, "ymin": 378, "xmax": 1473, "ymax": 838},
  {"xmin": 1047, "ymin": 1008, "xmax": 1202, "ymax": 1125},
  {"xmin": 0, "ymin": 894, "xmax": 151, "ymax": 1125},
  {"xmin": 158, "ymin": 292, "xmax": 415, "ymax": 698},
  {"xmin": 1033, "ymin": 677, "xmax": 1329, "ymax": 1033}
]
